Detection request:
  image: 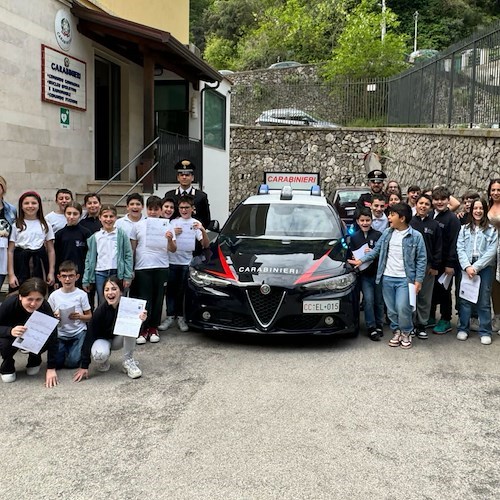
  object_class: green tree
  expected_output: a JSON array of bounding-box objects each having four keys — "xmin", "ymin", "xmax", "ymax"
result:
[{"xmin": 322, "ymin": 0, "xmax": 409, "ymax": 79}]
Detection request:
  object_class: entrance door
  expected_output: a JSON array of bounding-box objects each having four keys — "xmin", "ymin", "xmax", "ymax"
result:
[{"xmin": 94, "ymin": 57, "xmax": 121, "ymax": 180}]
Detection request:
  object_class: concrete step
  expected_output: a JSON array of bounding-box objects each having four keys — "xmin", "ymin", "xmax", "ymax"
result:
[{"xmin": 86, "ymin": 181, "xmax": 144, "ymax": 195}]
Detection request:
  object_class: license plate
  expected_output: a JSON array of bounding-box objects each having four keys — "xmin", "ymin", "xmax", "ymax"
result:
[{"xmin": 302, "ymin": 300, "xmax": 340, "ymax": 313}]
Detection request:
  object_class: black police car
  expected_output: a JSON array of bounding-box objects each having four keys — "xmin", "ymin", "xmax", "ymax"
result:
[{"xmin": 185, "ymin": 174, "xmax": 359, "ymax": 336}]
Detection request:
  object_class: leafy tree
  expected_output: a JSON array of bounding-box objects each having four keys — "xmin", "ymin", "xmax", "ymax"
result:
[{"xmin": 322, "ymin": 0, "xmax": 409, "ymax": 79}]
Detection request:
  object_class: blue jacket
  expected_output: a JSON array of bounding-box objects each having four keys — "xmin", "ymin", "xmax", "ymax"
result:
[
  {"xmin": 359, "ymin": 226, "xmax": 427, "ymax": 284},
  {"xmin": 2, "ymin": 200, "xmax": 17, "ymax": 226},
  {"xmin": 456, "ymin": 224, "xmax": 497, "ymax": 273}
]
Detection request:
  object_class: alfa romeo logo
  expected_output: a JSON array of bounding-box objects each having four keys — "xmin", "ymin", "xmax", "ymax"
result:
[{"xmin": 260, "ymin": 284, "xmax": 271, "ymax": 295}]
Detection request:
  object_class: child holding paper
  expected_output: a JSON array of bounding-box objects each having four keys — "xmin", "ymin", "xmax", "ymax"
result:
[
  {"xmin": 48, "ymin": 261, "xmax": 92, "ymax": 368},
  {"xmin": 348, "ymin": 203, "xmax": 427, "ymax": 350},
  {"xmin": 456, "ymin": 198, "xmax": 498, "ymax": 345},
  {"xmin": 0, "ymin": 277, "xmax": 58, "ymax": 386},
  {"xmin": 73, "ymin": 276, "xmax": 146, "ymax": 381},
  {"xmin": 162, "ymin": 195, "xmax": 209, "ymax": 332},
  {"xmin": 349, "ymin": 208, "xmax": 383, "ymax": 341}
]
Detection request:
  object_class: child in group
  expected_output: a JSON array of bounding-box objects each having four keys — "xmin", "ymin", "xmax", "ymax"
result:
[
  {"xmin": 371, "ymin": 193, "xmax": 388, "ymax": 232},
  {"xmin": 457, "ymin": 190, "xmax": 480, "ymax": 225},
  {"xmin": 456, "ymin": 198, "xmax": 498, "ymax": 345},
  {"xmin": 82, "ymin": 205, "xmax": 133, "ymax": 305},
  {"xmin": 162, "ymin": 196, "xmax": 176, "ymax": 221},
  {"xmin": 406, "ymin": 185, "xmax": 421, "ymax": 215},
  {"xmin": 115, "ymin": 193, "xmax": 145, "ymax": 237},
  {"xmin": 348, "ymin": 203, "xmax": 427, "ymax": 349},
  {"xmin": 350, "ymin": 208, "xmax": 384, "ymax": 341},
  {"xmin": 160, "ymin": 194, "xmax": 209, "ymax": 332},
  {"xmin": 0, "ymin": 175, "xmax": 17, "ymax": 289},
  {"xmin": 45, "ymin": 188, "xmax": 73, "ymax": 234},
  {"xmin": 387, "ymin": 192, "xmax": 402, "ymax": 210},
  {"xmin": 73, "ymin": 276, "xmax": 146, "ymax": 381},
  {"xmin": 131, "ymin": 196, "xmax": 176, "ymax": 344},
  {"xmin": 79, "ymin": 193, "xmax": 102, "ymax": 234},
  {"xmin": 0, "ymin": 277, "xmax": 58, "ymax": 387},
  {"xmin": 48, "ymin": 261, "xmax": 91, "ymax": 368},
  {"xmin": 429, "ymin": 186, "xmax": 461, "ymax": 334},
  {"xmin": 54, "ymin": 202, "xmax": 91, "ymax": 288},
  {"xmin": 409, "ymin": 194, "xmax": 442, "ymax": 339},
  {"xmin": 8, "ymin": 191, "xmax": 55, "ymax": 291}
]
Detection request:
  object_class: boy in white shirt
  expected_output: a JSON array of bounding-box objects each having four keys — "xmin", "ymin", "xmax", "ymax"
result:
[
  {"xmin": 130, "ymin": 196, "xmax": 176, "ymax": 344},
  {"xmin": 48, "ymin": 260, "xmax": 91, "ymax": 368},
  {"xmin": 160, "ymin": 195, "xmax": 209, "ymax": 332},
  {"xmin": 46, "ymin": 189, "xmax": 73, "ymax": 234}
]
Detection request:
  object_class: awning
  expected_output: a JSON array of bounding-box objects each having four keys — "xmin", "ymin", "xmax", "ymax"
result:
[{"xmin": 71, "ymin": 4, "xmax": 222, "ymax": 87}]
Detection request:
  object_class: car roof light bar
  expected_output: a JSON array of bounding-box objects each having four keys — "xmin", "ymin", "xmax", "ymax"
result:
[
  {"xmin": 258, "ymin": 184, "xmax": 269, "ymax": 195},
  {"xmin": 310, "ymin": 185, "xmax": 321, "ymax": 196},
  {"xmin": 280, "ymin": 186, "xmax": 293, "ymax": 200}
]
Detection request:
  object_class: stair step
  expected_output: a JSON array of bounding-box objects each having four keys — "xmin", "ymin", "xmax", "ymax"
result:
[{"xmin": 86, "ymin": 181, "xmax": 144, "ymax": 195}]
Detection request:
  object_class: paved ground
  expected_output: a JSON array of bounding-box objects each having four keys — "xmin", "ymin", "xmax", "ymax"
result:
[{"xmin": 2, "ymin": 323, "xmax": 499, "ymax": 500}]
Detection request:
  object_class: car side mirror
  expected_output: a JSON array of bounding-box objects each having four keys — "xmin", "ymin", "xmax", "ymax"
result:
[{"xmin": 206, "ymin": 220, "xmax": 220, "ymax": 232}]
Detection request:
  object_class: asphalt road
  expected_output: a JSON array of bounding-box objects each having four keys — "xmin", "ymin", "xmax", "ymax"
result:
[{"xmin": 2, "ymin": 324, "xmax": 499, "ymax": 500}]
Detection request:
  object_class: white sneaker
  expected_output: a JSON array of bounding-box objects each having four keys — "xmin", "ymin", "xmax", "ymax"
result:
[
  {"xmin": 456, "ymin": 331, "xmax": 468, "ymax": 341},
  {"xmin": 26, "ymin": 365, "xmax": 41, "ymax": 376},
  {"xmin": 469, "ymin": 318, "xmax": 479, "ymax": 331},
  {"xmin": 480, "ymin": 335, "xmax": 492, "ymax": 345},
  {"xmin": 122, "ymin": 358, "xmax": 142, "ymax": 379},
  {"xmin": 96, "ymin": 360, "xmax": 111, "ymax": 372},
  {"xmin": 1, "ymin": 373, "xmax": 16, "ymax": 383},
  {"xmin": 149, "ymin": 328, "xmax": 160, "ymax": 343},
  {"xmin": 177, "ymin": 317, "xmax": 189, "ymax": 332},
  {"xmin": 158, "ymin": 316, "xmax": 175, "ymax": 331}
]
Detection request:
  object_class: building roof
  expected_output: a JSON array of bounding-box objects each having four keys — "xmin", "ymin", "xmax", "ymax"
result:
[{"xmin": 71, "ymin": 4, "xmax": 222, "ymax": 87}]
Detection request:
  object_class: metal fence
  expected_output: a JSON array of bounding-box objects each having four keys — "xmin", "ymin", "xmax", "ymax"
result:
[
  {"xmin": 230, "ymin": 22, "xmax": 500, "ymax": 128},
  {"xmin": 387, "ymin": 21, "xmax": 500, "ymax": 127}
]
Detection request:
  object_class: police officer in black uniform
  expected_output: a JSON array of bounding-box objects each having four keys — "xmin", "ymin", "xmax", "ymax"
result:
[
  {"xmin": 164, "ymin": 160, "xmax": 211, "ymax": 228},
  {"xmin": 356, "ymin": 169, "xmax": 387, "ymax": 210}
]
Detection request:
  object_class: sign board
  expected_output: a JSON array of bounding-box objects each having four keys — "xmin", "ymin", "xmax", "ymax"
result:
[
  {"xmin": 41, "ymin": 45, "xmax": 86, "ymax": 111},
  {"xmin": 60, "ymin": 107, "xmax": 70, "ymax": 129},
  {"xmin": 54, "ymin": 9, "xmax": 72, "ymax": 51},
  {"xmin": 264, "ymin": 172, "xmax": 320, "ymax": 191}
]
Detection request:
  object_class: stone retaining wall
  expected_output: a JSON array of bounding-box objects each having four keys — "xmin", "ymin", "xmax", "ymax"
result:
[{"xmin": 229, "ymin": 126, "xmax": 500, "ymax": 210}]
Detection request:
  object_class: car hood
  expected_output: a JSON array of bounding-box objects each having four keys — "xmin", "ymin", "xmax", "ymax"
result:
[{"xmin": 197, "ymin": 236, "xmax": 348, "ymax": 286}]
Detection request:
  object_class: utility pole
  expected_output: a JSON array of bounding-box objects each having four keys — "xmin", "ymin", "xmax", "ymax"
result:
[
  {"xmin": 381, "ymin": 0, "xmax": 386, "ymax": 42},
  {"xmin": 413, "ymin": 11, "xmax": 419, "ymax": 53}
]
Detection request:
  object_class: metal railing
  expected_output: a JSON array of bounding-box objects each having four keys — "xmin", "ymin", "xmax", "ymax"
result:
[{"xmin": 156, "ymin": 129, "xmax": 202, "ymax": 184}]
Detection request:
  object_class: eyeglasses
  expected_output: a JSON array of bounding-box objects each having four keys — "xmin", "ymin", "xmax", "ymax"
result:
[{"xmin": 60, "ymin": 274, "xmax": 77, "ymax": 279}]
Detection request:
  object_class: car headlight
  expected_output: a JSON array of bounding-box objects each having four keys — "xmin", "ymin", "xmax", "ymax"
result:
[
  {"xmin": 302, "ymin": 272, "xmax": 356, "ymax": 291},
  {"xmin": 189, "ymin": 268, "xmax": 230, "ymax": 287}
]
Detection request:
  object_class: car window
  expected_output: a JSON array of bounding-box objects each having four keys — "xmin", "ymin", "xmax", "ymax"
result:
[
  {"xmin": 222, "ymin": 203, "xmax": 342, "ymax": 239},
  {"xmin": 337, "ymin": 191, "xmax": 367, "ymax": 203}
]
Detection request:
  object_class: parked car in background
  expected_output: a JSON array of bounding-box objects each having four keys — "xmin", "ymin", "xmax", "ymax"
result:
[
  {"xmin": 268, "ymin": 61, "xmax": 301, "ymax": 69},
  {"xmin": 218, "ymin": 69, "xmax": 235, "ymax": 76},
  {"xmin": 185, "ymin": 174, "xmax": 359, "ymax": 337},
  {"xmin": 255, "ymin": 108, "xmax": 340, "ymax": 128},
  {"xmin": 329, "ymin": 186, "xmax": 370, "ymax": 228}
]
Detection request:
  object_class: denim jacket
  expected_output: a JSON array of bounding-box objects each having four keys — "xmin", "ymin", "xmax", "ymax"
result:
[
  {"xmin": 1, "ymin": 200, "xmax": 17, "ymax": 226},
  {"xmin": 360, "ymin": 226, "xmax": 427, "ymax": 285},
  {"xmin": 456, "ymin": 224, "xmax": 498, "ymax": 273}
]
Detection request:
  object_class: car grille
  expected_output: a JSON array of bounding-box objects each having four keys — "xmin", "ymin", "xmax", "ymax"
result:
[
  {"xmin": 246, "ymin": 288, "xmax": 285, "ymax": 327},
  {"xmin": 275, "ymin": 315, "xmax": 322, "ymax": 330}
]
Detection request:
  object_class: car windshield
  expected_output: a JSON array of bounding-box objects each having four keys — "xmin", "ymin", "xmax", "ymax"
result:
[
  {"xmin": 337, "ymin": 191, "xmax": 366, "ymax": 203},
  {"xmin": 222, "ymin": 203, "xmax": 342, "ymax": 239}
]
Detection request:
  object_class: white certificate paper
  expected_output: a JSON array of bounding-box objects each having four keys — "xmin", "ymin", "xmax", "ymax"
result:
[
  {"xmin": 59, "ymin": 306, "xmax": 76, "ymax": 326},
  {"xmin": 173, "ymin": 220, "xmax": 197, "ymax": 253},
  {"xmin": 352, "ymin": 244, "xmax": 371, "ymax": 271},
  {"xmin": 145, "ymin": 218, "xmax": 170, "ymax": 250},
  {"xmin": 438, "ymin": 272, "xmax": 453, "ymax": 290},
  {"xmin": 12, "ymin": 311, "xmax": 59, "ymax": 355},
  {"xmin": 459, "ymin": 271, "xmax": 481, "ymax": 303},
  {"xmin": 408, "ymin": 283, "xmax": 417, "ymax": 311},
  {"xmin": 113, "ymin": 296, "xmax": 147, "ymax": 338}
]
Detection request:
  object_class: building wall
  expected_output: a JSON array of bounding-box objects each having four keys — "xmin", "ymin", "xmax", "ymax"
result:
[
  {"xmin": 229, "ymin": 126, "xmax": 500, "ymax": 211},
  {"xmin": 89, "ymin": 0, "xmax": 189, "ymax": 43},
  {"xmin": 0, "ymin": 0, "xmax": 146, "ymax": 210}
]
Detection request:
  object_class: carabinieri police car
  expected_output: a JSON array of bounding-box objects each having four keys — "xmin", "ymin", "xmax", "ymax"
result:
[{"xmin": 185, "ymin": 173, "xmax": 359, "ymax": 336}]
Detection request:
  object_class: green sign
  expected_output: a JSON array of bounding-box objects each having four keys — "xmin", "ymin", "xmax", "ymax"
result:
[{"xmin": 60, "ymin": 107, "xmax": 70, "ymax": 129}]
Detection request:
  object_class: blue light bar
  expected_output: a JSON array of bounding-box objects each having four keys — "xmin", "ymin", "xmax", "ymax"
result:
[
  {"xmin": 258, "ymin": 184, "xmax": 269, "ymax": 195},
  {"xmin": 310, "ymin": 185, "xmax": 321, "ymax": 196}
]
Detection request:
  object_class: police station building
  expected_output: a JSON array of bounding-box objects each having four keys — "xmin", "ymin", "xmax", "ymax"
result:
[{"xmin": 1, "ymin": 0, "xmax": 231, "ymax": 222}]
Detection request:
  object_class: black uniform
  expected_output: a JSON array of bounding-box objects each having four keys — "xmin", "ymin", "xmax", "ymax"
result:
[{"xmin": 54, "ymin": 223, "xmax": 91, "ymax": 283}]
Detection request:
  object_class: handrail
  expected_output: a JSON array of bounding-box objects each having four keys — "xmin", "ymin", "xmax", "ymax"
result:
[
  {"xmin": 114, "ymin": 161, "xmax": 159, "ymax": 206},
  {"xmin": 95, "ymin": 137, "xmax": 159, "ymax": 195}
]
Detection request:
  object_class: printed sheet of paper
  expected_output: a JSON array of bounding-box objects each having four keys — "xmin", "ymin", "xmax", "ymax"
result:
[
  {"xmin": 173, "ymin": 220, "xmax": 197, "ymax": 253},
  {"xmin": 459, "ymin": 271, "xmax": 481, "ymax": 304},
  {"xmin": 408, "ymin": 283, "xmax": 417, "ymax": 311},
  {"xmin": 59, "ymin": 306, "xmax": 76, "ymax": 326},
  {"xmin": 438, "ymin": 272, "xmax": 453, "ymax": 290},
  {"xmin": 12, "ymin": 311, "xmax": 59, "ymax": 355},
  {"xmin": 145, "ymin": 218, "xmax": 170, "ymax": 251},
  {"xmin": 113, "ymin": 296, "xmax": 147, "ymax": 338},
  {"xmin": 352, "ymin": 244, "xmax": 371, "ymax": 271}
]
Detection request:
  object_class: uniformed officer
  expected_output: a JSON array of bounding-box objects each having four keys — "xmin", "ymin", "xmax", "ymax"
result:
[
  {"xmin": 356, "ymin": 169, "xmax": 387, "ymax": 210},
  {"xmin": 164, "ymin": 160, "xmax": 211, "ymax": 227}
]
